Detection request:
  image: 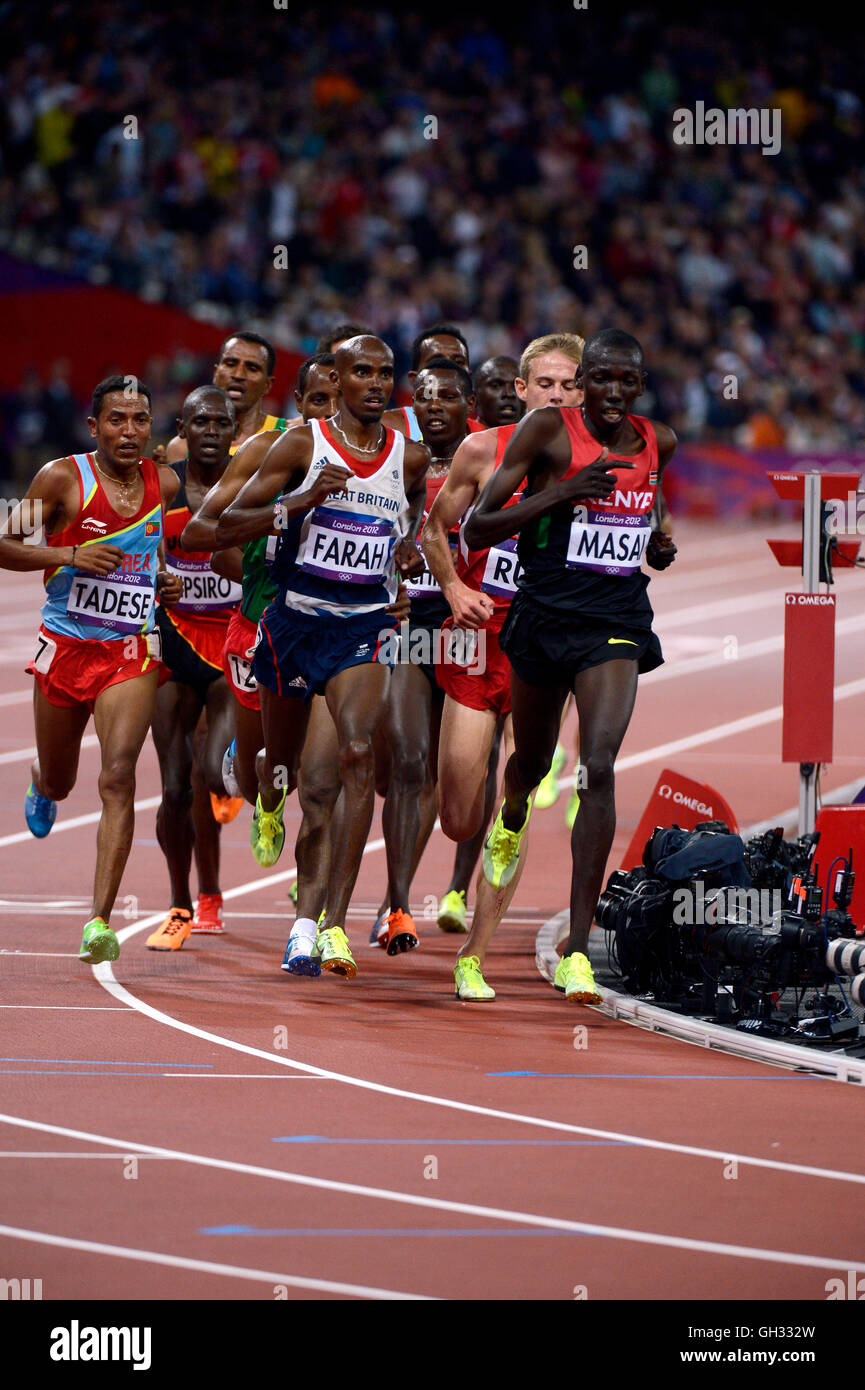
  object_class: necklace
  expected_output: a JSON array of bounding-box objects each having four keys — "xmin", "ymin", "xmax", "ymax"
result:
[
  {"xmin": 93, "ymin": 455, "xmax": 143, "ymax": 501},
  {"xmin": 329, "ymin": 416, "xmax": 384, "ymax": 456}
]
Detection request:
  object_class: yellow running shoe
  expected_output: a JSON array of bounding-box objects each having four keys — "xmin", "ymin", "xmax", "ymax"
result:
[
  {"xmin": 437, "ymin": 889, "xmax": 468, "ymax": 933},
  {"xmin": 79, "ymin": 917, "xmax": 119, "ymax": 964},
  {"xmin": 250, "ymin": 789, "xmax": 286, "ymax": 867},
  {"xmin": 565, "ymin": 785, "xmax": 581, "ymax": 830},
  {"xmin": 554, "ymin": 951, "xmax": 602, "ymax": 1004},
  {"xmin": 534, "ymin": 743, "xmax": 566, "ymax": 810},
  {"xmin": 146, "ymin": 907, "xmax": 193, "ymax": 952},
  {"xmin": 317, "ymin": 925, "xmax": 357, "ymax": 979},
  {"xmin": 482, "ymin": 796, "xmax": 532, "ymax": 889},
  {"xmin": 454, "ymin": 955, "xmax": 495, "ymax": 1001}
]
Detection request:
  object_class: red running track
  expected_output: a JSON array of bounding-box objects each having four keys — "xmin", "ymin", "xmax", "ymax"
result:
[{"xmin": 0, "ymin": 518, "xmax": 864, "ymax": 1301}]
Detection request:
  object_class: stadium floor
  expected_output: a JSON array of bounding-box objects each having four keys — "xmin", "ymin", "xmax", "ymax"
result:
[{"xmin": 0, "ymin": 517, "xmax": 863, "ymax": 1301}]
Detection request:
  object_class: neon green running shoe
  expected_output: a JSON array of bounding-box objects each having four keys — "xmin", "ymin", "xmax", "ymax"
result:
[
  {"xmin": 565, "ymin": 785, "xmax": 581, "ymax": 830},
  {"xmin": 437, "ymin": 889, "xmax": 468, "ymax": 934},
  {"xmin": 250, "ymin": 790, "xmax": 286, "ymax": 867},
  {"xmin": 482, "ymin": 796, "xmax": 532, "ymax": 889},
  {"xmin": 554, "ymin": 951, "xmax": 602, "ymax": 1004},
  {"xmin": 289, "ymin": 879, "xmax": 298, "ymax": 905},
  {"xmin": 534, "ymin": 743, "xmax": 566, "ymax": 810},
  {"xmin": 454, "ymin": 954, "xmax": 495, "ymax": 1001},
  {"xmin": 79, "ymin": 918, "xmax": 119, "ymax": 964},
  {"xmin": 317, "ymin": 925, "xmax": 357, "ymax": 979}
]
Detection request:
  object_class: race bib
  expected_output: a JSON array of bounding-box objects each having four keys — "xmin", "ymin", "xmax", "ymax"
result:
[
  {"xmin": 227, "ymin": 651, "xmax": 257, "ymax": 694},
  {"xmin": 66, "ymin": 572, "xmax": 155, "ymax": 634},
  {"xmin": 166, "ymin": 554, "xmax": 242, "ymax": 614},
  {"xmin": 567, "ymin": 508, "xmax": 650, "ymax": 576},
  {"xmin": 300, "ymin": 507, "xmax": 394, "ymax": 585},
  {"xmin": 480, "ymin": 537, "xmax": 522, "ymax": 599},
  {"xmin": 32, "ymin": 630, "xmax": 57, "ymax": 674}
]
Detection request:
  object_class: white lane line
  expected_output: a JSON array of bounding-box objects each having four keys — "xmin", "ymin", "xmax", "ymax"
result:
[
  {"xmin": 0, "ymin": 1115, "xmax": 861, "ymax": 1275},
  {"xmin": 0, "ymin": 1152, "xmax": 153, "ymax": 1158},
  {"xmin": 0, "ymin": 794, "xmax": 160, "ymax": 848},
  {"xmin": 85, "ymin": 879, "xmax": 865, "ymax": 1187},
  {"xmin": 645, "ymin": 612, "xmax": 865, "ymax": 685},
  {"xmin": 0, "ymin": 734, "xmax": 99, "ymax": 768},
  {"xmin": 0, "ymin": 950, "xmax": 81, "ymax": 958},
  {"xmin": 161, "ymin": 1073, "xmax": 327, "ymax": 1079},
  {"xmin": 0, "ymin": 690, "xmax": 31, "ymax": 708},
  {"xmin": 0, "ymin": 1224, "xmax": 432, "ymax": 1300},
  {"xmin": 0, "ymin": 1005, "xmax": 129, "ymax": 1011}
]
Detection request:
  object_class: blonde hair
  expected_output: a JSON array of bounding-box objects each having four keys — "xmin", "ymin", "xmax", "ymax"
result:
[{"xmin": 519, "ymin": 333, "xmax": 585, "ymax": 383}]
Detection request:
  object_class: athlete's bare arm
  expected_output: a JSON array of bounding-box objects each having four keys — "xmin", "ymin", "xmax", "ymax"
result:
[
  {"xmin": 155, "ymin": 465, "xmax": 183, "ymax": 603},
  {"xmin": 216, "ymin": 426, "xmax": 343, "ymax": 548},
  {"xmin": 210, "ymin": 548, "xmax": 243, "ymax": 584},
  {"xmin": 0, "ymin": 457, "xmax": 123, "ymax": 575},
  {"xmin": 422, "ymin": 430, "xmax": 497, "ymax": 628},
  {"xmin": 181, "ymin": 429, "xmax": 279, "ymax": 552},
  {"xmin": 463, "ymin": 408, "xmax": 623, "ymax": 550},
  {"xmin": 646, "ymin": 421, "xmax": 678, "ymax": 569}
]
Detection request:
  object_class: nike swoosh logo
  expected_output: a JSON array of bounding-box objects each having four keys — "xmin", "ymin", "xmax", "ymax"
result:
[{"xmin": 608, "ymin": 638, "xmax": 638, "ymax": 645}]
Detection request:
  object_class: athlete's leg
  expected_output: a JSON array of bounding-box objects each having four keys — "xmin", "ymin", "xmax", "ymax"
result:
[
  {"xmin": 295, "ymin": 696, "xmax": 341, "ymax": 924},
  {"xmin": 258, "ymin": 684, "xmax": 310, "ymax": 808},
  {"xmin": 447, "ymin": 717, "xmax": 502, "ymax": 898},
  {"xmin": 498, "ymin": 671, "xmax": 569, "ymax": 832},
  {"xmin": 381, "ymin": 663, "xmax": 432, "ymax": 912},
  {"xmin": 437, "ymin": 695, "xmax": 499, "ymax": 842},
  {"xmin": 188, "ymin": 679, "xmax": 237, "ymax": 897},
  {"xmin": 233, "ymin": 701, "xmax": 262, "ymax": 806},
  {"xmin": 152, "ymin": 679, "xmax": 203, "ymax": 911},
  {"xmin": 564, "ymin": 659, "xmax": 639, "ymax": 958},
  {"xmin": 320, "ymin": 661, "xmax": 391, "ymax": 929},
  {"xmin": 31, "ymin": 685, "xmax": 91, "ymax": 801},
  {"xmin": 91, "ymin": 670, "xmax": 160, "ymax": 921}
]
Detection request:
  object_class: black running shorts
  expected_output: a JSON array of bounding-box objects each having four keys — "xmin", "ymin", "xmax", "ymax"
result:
[{"xmin": 499, "ymin": 590, "xmax": 663, "ymax": 690}]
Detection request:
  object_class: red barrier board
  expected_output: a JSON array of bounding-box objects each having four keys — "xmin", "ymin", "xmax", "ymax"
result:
[
  {"xmin": 621, "ymin": 767, "xmax": 739, "ymax": 870},
  {"xmin": 814, "ymin": 806, "xmax": 865, "ymax": 934},
  {"xmin": 782, "ymin": 593, "xmax": 835, "ymax": 763}
]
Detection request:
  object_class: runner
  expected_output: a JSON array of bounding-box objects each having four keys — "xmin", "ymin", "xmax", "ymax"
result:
[
  {"xmin": 422, "ymin": 333, "xmax": 585, "ymax": 999},
  {"xmin": 465, "ymin": 328, "xmax": 677, "ymax": 1004},
  {"xmin": 316, "ymin": 322, "xmax": 373, "ymax": 353},
  {"xmin": 370, "ymin": 355, "xmax": 474, "ymax": 952},
  {"xmin": 166, "ymin": 331, "xmax": 283, "ymax": 463},
  {"xmin": 384, "ymin": 323, "xmax": 485, "ymax": 441},
  {"xmin": 0, "ymin": 376, "xmax": 182, "ymax": 964},
  {"xmin": 144, "ymin": 386, "xmax": 243, "ymax": 949},
  {"xmin": 436, "ymin": 354, "xmax": 525, "ymax": 933},
  {"xmin": 216, "ymin": 336, "xmax": 430, "ymax": 980}
]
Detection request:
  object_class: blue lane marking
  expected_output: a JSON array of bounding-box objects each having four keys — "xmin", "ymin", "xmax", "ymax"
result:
[
  {"xmin": 486, "ymin": 1071, "xmax": 820, "ymax": 1079},
  {"xmin": 0, "ymin": 1058, "xmax": 213, "ymax": 1067},
  {"xmin": 272, "ymin": 1136, "xmax": 629, "ymax": 1146},
  {"xmin": 201, "ymin": 1225, "xmax": 576, "ymax": 1238}
]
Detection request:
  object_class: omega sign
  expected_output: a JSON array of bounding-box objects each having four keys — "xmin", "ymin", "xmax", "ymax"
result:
[
  {"xmin": 658, "ymin": 784, "xmax": 714, "ymax": 817},
  {"xmin": 785, "ymin": 594, "xmax": 835, "ymax": 606}
]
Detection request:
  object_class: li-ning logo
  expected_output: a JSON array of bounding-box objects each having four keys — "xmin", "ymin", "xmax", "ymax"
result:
[
  {"xmin": 81, "ymin": 518, "xmax": 108, "ymax": 533},
  {"xmin": 658, "ymin": 784, "xmax": 714, "ymax": 817},
  {"xmin": 50, "ymin": 1321, "xmax": 152, "ymax": 1370}
]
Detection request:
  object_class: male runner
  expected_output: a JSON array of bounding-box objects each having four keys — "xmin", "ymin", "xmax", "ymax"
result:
[
  {"xmin": 145, "ymin": 385, "xmax": 242, "ymax": 949},
  {"xmin": 0, "ymin": 377, "xmax": 182, "ymax": 963},
  {"xmin": 370, "ymin": 355, "xmax": 474, "ymax": 952},
  {"xmin": 422, "ymin": 333, "xmax": 584, "ymax": 999},
  {"xmin": 166, "ymin": 331, "xmax": 284, "ymax": 463},
  {"xmin": 316, "ymin": 322, "xmax": 373, "ymax": 354},
  {"xmin": 216, "ymin": 336, "xmax": 430, "ymax": 979},
  {"xmin": 465, "ymin": 329, "xmax": 677, "ymax": 1004},
  {"xmin": 384, "ymin": 323, "xmax": 485, "ymax": 441},
  {"xmin": 436, "ymin": 354, "xmax": 525, "ymax": 932}
]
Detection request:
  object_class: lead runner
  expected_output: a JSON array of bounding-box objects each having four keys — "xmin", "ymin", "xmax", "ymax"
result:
[{"xmin": 0, "ymin": 376, "xmax": 182, "ymax": 963}]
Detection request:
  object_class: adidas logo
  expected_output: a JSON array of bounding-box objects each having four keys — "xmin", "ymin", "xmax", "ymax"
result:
[
  {"xmin": 81, "ymin": 518, "xmax": 107, "ymax": 533},
  {"xmin": 287, "ymin": 676, "xmax": 307, "ymax": 688}
]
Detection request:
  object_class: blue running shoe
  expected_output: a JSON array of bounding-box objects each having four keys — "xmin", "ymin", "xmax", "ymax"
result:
[
  {"xmin": 25, "ymin": 783, "xmax": 56, "ymax": 838},
  {"xmin": 368, "ymin": 909, "xmax": 388, "ymax": 947},
  {"xmin": 221, "ymin": 738, "xmax": 240, "ymax": 799},
  {"xmin": 281, "ymin": 931, "xmax": 321, "ymax": 977}
]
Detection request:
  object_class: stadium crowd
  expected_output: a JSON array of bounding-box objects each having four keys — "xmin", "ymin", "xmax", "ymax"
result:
[{"xmin": 3, "ymin": 1, "xmax": 865, "ymax": 476}]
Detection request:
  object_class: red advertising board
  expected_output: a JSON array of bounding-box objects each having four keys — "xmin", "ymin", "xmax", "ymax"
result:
[{"xmin": 781, "ymin": 593, "xmax": 836, "ymax": 763}]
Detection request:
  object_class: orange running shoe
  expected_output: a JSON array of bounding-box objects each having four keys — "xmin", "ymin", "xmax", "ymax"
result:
[
  {"xmin": 385, "ymin": 908, "xmax": 418, "ymax": 956},
  {"xmin": 146, "ymin": 907, "xmax": 193, "ymax": 951},
  {"xmin": 192, "ymin": 893, "xmax": 225, "ymax": 934},
  {"xmin": 211, "ymin": 792, "xmax": 244, "ymax": 824}
]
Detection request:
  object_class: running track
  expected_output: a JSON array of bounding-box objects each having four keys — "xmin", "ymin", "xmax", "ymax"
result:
[{"xmin": 1, "ymin": 518, "xmax": 863, "ymax": 1301}]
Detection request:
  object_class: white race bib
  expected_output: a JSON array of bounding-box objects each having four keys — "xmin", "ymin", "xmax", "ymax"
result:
[
  {"xmin": 66, "ymin": 573, "xmax": 155, "ymax": 633},
  {"xmin": 567, "ymin": 508, "xmax": 650, "ymax": 576}
]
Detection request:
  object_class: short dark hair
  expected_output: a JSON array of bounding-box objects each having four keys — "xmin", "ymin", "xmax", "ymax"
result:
[
  {"xmin": 217, "ymin": 330, "xmax": 276, "ymax": 377},
  {"xmin": 582, "ymin": 329, "xmax": 644, "ymax": 370},
  {"xmin": 315, "ymin": 322, "xmax": 373, "ymax": 353},
  {"xmin": 91, "ymin": 375, "xmax": 152, "ymax": 419},
  {"xmin": 411, "ymin": 322, "xmax": 470, "ymax": 371},
  {"xmin": 414, "ymin": 355, "xmax": 474, "ymax": 400},
  {"xmin": 181, "ymin": 384, "xmax": 235, "ymax": 420},
  {"xmin": 297, "ymin": 352, "xmax": 335, "ymax": 396},
  {"xmin": 473, "ymin": 356, "xmax": 519, "ymax": 390}
]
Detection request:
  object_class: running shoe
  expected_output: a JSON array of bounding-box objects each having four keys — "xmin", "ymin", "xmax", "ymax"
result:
[
  {"xmin": 25, "ymin": 783, "xmax": 57, "ymax": 838},
  {"xmin": 289, "ymin": 880, "xmax": 298, "ymax": 905},
  {"xmin": 482, "ymin": 796, "xmax": 532, "ymax": 889},
  {"xmin": 369, "ymin": 910, "xmax": 388, "ymax": 947},
  {"xmin": 146, "ymin": 907, "xmax": 193, "ymax": 951},
  {"xmin": 565, "ymin": 785, "xmax": 581, "ymax": 830},
  {"xmin": 534, "ymin": 743, "xmax": 566, "ymax": 810},
  {"xmin": 437, "ymin": 889, "xmax": 468, "ymax": 934},
  {"xmin": 385, "ymin": 908, "xmax": 418, "ymax": 955},
  {"xmin": 78, "ymin": 917, "xmax": 120, "ymax": 964},
  {"xmin": 316, "ymin": 925, "xmax": 357, "ymax": 979},
  {"xmin": 554, "ymin": 951, "xmax": 602, "ymax": 1004},
  {"xmin": 191, "ymin": 892, "xmax": 225, "ymax": 934},
  {"xmin": 281, "ymin": 930, "xmax": 321, "ymax": 977},
  {"xmin": 250, "ymin": 790, "xmax": 286, "ymax": 867},
  {"xmin": 221, "ymin": 738, "xmax": 241, "ymax": 799},
  {"xmin": 454, "ymin": 955, "xmax": 495, "ymax": 1001},
  {"xmin": 210, "ymin": 791, "xmax": 244, "ymax": 824}
]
